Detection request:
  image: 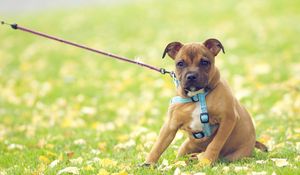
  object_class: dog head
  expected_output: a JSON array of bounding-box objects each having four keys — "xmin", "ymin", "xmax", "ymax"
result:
[{"xmin": 162, "ymin": 38, "xmax": 225, "ymax": 97}]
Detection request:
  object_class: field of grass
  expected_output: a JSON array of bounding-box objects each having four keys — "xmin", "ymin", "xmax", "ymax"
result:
[{"xmin": 0, "ymin": 0, "xmax": 299, "ymax": 174}]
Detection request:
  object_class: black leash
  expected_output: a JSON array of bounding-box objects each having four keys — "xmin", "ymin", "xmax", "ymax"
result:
[{"xmin": 1, "ymin": 21, "xmax": 172, "ymax": 76}]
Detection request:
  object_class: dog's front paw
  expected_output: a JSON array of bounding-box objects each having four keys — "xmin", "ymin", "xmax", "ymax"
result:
[
  {"xmin": 188, "ymin": 153, "xmax": 200, "ymax": 161},
  {"xmin": 139, "ymin": 162, "xmax": 156, "ymax": 168}
]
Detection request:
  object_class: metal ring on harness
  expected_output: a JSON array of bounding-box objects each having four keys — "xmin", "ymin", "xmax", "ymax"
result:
[
  {"xmin": 191, "ymin": 95, "xmax": 199, "ymax": 102},
  {"xmin": 200, "ymin": 113, "xmax": 209, "ymax": 123},
  {"xmin": 192, "ymin": 131, "xmax": 205, "ymax": 139}
]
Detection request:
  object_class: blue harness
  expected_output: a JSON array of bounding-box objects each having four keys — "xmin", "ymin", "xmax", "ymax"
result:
[{"xmin": 170, "ymin": 73, "xmax": 217, "ymax": 139}]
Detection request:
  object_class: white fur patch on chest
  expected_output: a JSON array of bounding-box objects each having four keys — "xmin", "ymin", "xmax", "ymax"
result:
[{"xmin": 190, "ymin": 104, "xmax": 203, "ymax": 131}]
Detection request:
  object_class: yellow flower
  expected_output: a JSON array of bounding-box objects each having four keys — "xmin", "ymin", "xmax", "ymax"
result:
[
  {"xmin": 117, "ymin": 134, "xmax": 129, "ymax": 142},
  {"xmin": 83, "ymin": 165, "xmax": 94, "ymax": 171},
  {"xmin": 97, "ymin": 169, "xmax": 109, "ymax": 175},
  {"xmin": 112, "ymin": 171, "xmax": 128, "ymax": 175},
  {"xmin": 174, "ymin": 161, "xmax": 187, "ymax": 167},
  {"xmin": 196, "ymin": 153, "xmax": 211, "ymax": 167},
  {"xmin": 98, "ymin": 142, "xmax": 107, "ymax": 151},
  {"xmin": 196, "ymin": 158, "xmax": 211, "ymax": 167},
  {"xmin": 46, "ymin": 144, "xmax": 54, "ymax": 149},
  {"xmin": 46, "ymin": 151, "xmax": 57, "ymax": 158},
  {"xmin": 118, "ymin": 171, "xmax": 128, "ymax": 175},
  {"xmin": 99, "ymin": 158, "xmax": 117, "ymax": 167},
  {"xmin": 39, "ymin": 155, "xmax": 50, "ymax": 164}
]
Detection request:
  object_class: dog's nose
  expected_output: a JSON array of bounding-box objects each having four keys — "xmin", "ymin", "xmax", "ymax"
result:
[{"xmin": 186, "ymin": 73, "xmax": 197, "ymax": 81}]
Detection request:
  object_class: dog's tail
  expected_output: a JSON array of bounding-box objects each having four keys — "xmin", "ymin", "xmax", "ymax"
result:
[{"xmin": 255, "ymin": 141, "xmax": 268, "ymax": 152}]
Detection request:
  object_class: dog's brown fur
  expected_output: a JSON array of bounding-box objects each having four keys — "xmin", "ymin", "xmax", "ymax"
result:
[{"xmin": 145, "ymin": 39, "xmax": 267, "ymax": 165}]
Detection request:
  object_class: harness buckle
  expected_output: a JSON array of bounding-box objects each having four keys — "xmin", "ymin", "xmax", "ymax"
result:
[
  {"xmin": 191, "ymin": 95, "xmax": 199, "ymax": 102},
  {"xmin": 192, "ymin": 131, "xmax": 205, "ymax": 139},
  {"xmin": 200, "ymin": 113, "xmax": 209, "ymax": 123}
]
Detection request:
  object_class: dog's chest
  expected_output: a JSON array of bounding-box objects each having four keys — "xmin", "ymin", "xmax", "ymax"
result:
[{"xmin": 189, "ymin": 105, "xmax": 203, "ymax": 131}]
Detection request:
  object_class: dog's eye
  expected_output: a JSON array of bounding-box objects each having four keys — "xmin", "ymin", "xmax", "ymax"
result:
[
  {"xmin": 176, "ymin": 61, "xmax": 185, "ymax": 67},
  {"xmin": 200, "ymin": 60, "xmax": 210, "ymax": 66}
]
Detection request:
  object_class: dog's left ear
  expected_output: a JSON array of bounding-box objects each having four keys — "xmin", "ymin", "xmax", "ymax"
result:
[
  {"xmin": 162, "ymin": 42, "xmax": 183, "ymax": 59},
  {"xmin": 203, "ymin": 38, "xmax": 225, "ymax": 56}
]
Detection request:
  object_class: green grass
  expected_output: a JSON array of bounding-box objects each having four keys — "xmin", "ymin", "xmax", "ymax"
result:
[{"xmin": 1, "ymin": 0, "xmax": 300, "ymax": 174}]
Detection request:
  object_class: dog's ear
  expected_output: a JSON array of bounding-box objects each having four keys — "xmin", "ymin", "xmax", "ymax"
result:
[
  {"xmin": 162, "ymin": 42, "xmax": 183, "ymax": 59},
  {"xmin": 203, "ymin": 38, "xmax": 225, "ymax": 56}
]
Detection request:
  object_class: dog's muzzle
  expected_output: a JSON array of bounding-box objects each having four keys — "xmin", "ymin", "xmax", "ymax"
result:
[{"xmin": 184, "ymin": 72, "xmax": 204, "ymax": 92}]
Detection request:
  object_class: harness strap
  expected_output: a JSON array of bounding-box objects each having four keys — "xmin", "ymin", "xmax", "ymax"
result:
[
  {"xmin": 199, "ymin": 93, "xmax": 212, "ymax": 137},
  {"xmin": 170, "ymin": 92, "xmax": 217, "ymax": 139},
  {"xmin": 169, "ymin": 71, "xmax": 217, "ymax": 139}
]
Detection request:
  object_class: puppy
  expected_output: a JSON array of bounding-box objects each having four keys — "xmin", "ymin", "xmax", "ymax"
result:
[{"xmin": 144, "ymin": 39, "xmax": 267, "ymax": 166}]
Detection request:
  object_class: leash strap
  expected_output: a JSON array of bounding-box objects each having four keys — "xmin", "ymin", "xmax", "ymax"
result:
[{"xmin": 1, "ymin": 21, "xmax": 172, "ymax": 76}]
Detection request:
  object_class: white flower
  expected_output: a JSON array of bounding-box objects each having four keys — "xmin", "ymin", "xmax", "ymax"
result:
[
  {"xmin": 74, "ymin": 139, "xmax": 86, "ymax": 145},
  {"xmin": 114, "ymin": 139, "xmax": 136, "ymax": 150},
  {"xmin": 256, "ymin": 160, "xmax": 267, "ymax": 164},
  {"xmin": 271, "ymin": 158, "xmax": 289, "ymax": 167},
  {"xmin": 234, "ymin": 166, "xmax": 248, "ymax": 172},
  {"xmin": 70, "ymin": 157, "xmax": 83, "ymax": 165},
  {"xmin": 296, "ymin": 142, "xmax": 300, "ymax": 153},
  {"xmin": 158, "ymin": 159, "xmax": 173, "ymax": 171},
  {"xmin": 194, "ymin": 173, "xmax": 206, "ymax": 175},
  {"xmin": 7, "ymin": 143, "xmax": 24, "ymax": 150},
  {"xmin": 91, "ymin": 149, "xmax": 101, "ymax": 155},
  {"xmin": 57, "ymin": 167, "xmax": 79, "ymax": 175},
  {"xmin": 81, "ymin": 106, "xmax": 96, "ymax": 115},
  {"xmin": 222, "ymin": 166, "xmax": 230, "ymax": 172},
  {"xmin": 49, "ymin": 160, "xmax": 60, "ymax": 168},
  {"xmin": 173, "ymin": 167, "xmax": 181, "ymax": 175},
  {"xmin": 251, "ymin": 171, "xmax": 267, "ymax": 175},
  {"xmin": 87, "ymin": 157, "xmax": 100, "ymax": 165}
]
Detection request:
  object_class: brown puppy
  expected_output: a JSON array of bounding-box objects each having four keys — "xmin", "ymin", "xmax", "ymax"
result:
[{"xmin": 144, "ymin": 39, "xmax": 267, "ymax": 166}]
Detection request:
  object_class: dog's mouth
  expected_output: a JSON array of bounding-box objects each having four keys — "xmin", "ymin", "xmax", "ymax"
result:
[
  {"xmin": 184, "ymin": 85, "xmax": 204, "ymax": 97},
  {"xmin": 185, "ymin": 85, "xmax": 203, "ymax": 92}
]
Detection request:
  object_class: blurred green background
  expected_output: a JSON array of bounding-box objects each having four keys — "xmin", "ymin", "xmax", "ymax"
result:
[{"xmin": 0, "ymin": 0, "xmax": 299, "ymax": 174}]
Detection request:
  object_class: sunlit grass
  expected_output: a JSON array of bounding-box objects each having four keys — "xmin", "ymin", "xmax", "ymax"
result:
[{"xmin": 0, "ymin": 0, "xmax": 299, "ymax": 174}]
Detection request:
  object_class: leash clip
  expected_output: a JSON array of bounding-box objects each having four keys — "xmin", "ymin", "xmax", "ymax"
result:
[{"xmin": 160, "ymin": 68, "xmax": 171, "ymax": 75}]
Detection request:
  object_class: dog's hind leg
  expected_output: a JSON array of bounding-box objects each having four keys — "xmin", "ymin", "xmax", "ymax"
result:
[{"xmin": 224, "ymin": 145, "xmax": 254, "ymax": 161}]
